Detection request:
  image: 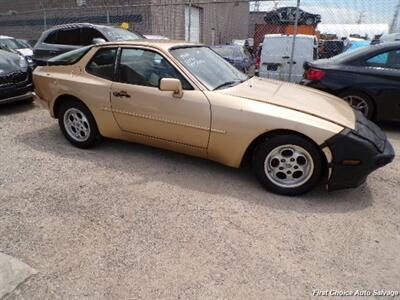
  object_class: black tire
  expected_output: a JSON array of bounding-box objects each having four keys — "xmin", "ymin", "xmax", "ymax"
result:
[
  {"xmin": 339, "ymin": 90, "xmax": 375, "ymax": 120},
  {"xmin": 252, "ymin": 134, "xmax": 323, "ymax": 196},
  {"xmin": 58, "ymin": 100, "xmax": 100, "ymax": 149}
]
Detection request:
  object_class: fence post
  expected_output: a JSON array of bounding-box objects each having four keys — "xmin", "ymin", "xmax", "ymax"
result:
[
  {"xmin": 188, "ymin": 0, "xmax": 192, "ymax": 42},
  {"xmin": 288, "ymin": 0, "xmax": 301, "ymax": 82},
  {"xmin": 106, "ymin": 9, "xmax": 110, "ymax": 25},
  {"xmin": 43, "ymin": 8, "xmax": 47, "ymax": 31}
]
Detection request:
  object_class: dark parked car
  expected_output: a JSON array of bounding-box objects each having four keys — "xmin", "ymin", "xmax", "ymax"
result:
[
  {"xmin": 301, "ymin": 42, "xmax": 400, "ymax": 121},
  {"xmin": 0, "ymin": 35, "xmax": 35, "ymax": 68},
  {"xmin": 33, "ymin": 23, "xmax": 144, "ymax": 64},
  {"xmin": 0, "ymin": 49, "xmax": 33, "ymax": 105},
  {"xmin": 211, "ymin": 45, "xmax": 252, "ymax": 72},
  {"xmin": 264, "ymin": 7, "xmax": 321, "ymax": 26}
]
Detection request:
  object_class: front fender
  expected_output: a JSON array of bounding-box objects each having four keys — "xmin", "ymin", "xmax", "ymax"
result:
[{"xmin": 205, "ymin": 92, "xmax": 344, "ymax": 168}]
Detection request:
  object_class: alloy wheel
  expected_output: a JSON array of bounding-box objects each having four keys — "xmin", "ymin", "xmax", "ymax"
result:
[
  {"xmin": 343, "ymin": 95, "xmax": 369, "ymax": 117},
  {"xmin": 63, "ymin": 108, "xmax": 91, "ymax": 142},
  {"xmin": 264, "ymin": 144, "xmax": 314, "ymax": 188}
]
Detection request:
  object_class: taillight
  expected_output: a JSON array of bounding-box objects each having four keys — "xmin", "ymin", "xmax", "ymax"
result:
[
  {"xmin": 305, "ymin": 68, "xmax": 325, "ymax": 81},
  {"xmin": 256, "ymin": 57, "xmax": 261, "ymax": 68}
]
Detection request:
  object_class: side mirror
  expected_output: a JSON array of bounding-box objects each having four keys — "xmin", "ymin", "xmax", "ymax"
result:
[
  {"xmin": 159, "ymin": 78, "xmax": 183, "ymax": 98},
  {"xmin": 91, "ymin": 38, "xmax": 106, "ymax": 45}
]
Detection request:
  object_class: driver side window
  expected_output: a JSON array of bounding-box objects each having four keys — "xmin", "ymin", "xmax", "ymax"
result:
[{"xmin": 118, "ymin": 48, "xmax": 193, "ymax": 90}]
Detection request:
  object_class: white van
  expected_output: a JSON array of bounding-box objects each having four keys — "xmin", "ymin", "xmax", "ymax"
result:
[
  {"xmin": 259, "ymin": 34, "xmax": 318, "ymax": 83},
  {"xmin": 379, "ymin": 33, "xmax": 400, "ymax": 43}
]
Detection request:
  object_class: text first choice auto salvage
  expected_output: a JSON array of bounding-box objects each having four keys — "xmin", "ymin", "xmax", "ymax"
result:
[{"xmin": 312, "ymin": 289, "xmax": 399, "ymax": 297}]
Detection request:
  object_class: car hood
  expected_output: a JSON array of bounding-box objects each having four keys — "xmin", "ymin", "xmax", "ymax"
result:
[
  {"xmin": 16, "ymin": 48, "xmax": 33, "ymax": 57},
  {"xmin": 219, "ymin": 77, "xmax": 356, "ymax": 129},
  {"xmin": 0, "ymin": 49, "xmax": 23, "ymax": 73}
]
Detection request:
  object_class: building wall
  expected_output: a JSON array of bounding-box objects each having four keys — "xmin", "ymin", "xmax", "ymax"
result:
[
  {"xmin": 200, "ymin": 1, "xmax": 249, "ymax": 44},
  {"xmin": 0, "ymin": 0, "xmax": 249, "ymax": 44},
  {"xmin": 149, "ymin": 0, "xmax": 249, "ymax": 44},
  {"xmin": 149, "ymin": 0, "xmax": 186, "ymax": 40}
]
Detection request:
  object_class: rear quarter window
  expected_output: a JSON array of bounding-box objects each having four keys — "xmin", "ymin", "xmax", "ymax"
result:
[
  {"xmin": 86, "ymin": 48, "xmax": 117, "ymax": 80},
  {"xmin": 48, "ymin": 46, "xmax": 92, "ymax": 65}
]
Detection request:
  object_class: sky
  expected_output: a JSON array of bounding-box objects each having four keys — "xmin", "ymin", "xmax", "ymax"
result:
[{"xmin": 251, "ymin": 0, "xmax": 399, "ymax": 25}]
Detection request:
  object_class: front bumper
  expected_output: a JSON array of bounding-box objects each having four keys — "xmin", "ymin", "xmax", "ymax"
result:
[
  {"xmin": 323, "ymin": 111, "xmax": 395, "ymax": 191},
  {"xmin": 0, "ymin": 83, "xmax": 33, "ymax": 105}
]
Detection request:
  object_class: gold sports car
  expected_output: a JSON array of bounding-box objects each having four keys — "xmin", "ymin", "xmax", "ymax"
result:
[{"xmin": 33, "ymin": 40, "xmax": 395, "ymax": 196}]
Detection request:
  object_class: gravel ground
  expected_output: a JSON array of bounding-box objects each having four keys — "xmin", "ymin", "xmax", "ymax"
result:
[{"xmin": 1, "ymin": 102, "xmax": 400, "ymax": 300}]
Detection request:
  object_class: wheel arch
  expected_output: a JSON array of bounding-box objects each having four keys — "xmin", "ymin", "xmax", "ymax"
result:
[
  {"xmin": 338, "ymin": 88, "xmax": 377, "ymax": 119},
  {"xmin": 241, "ymin": 129, "xmax": 328, "ymax": 168},
  {"xmin": 53, "ymin": 94, "xmax": 90, "ymax": 119}
]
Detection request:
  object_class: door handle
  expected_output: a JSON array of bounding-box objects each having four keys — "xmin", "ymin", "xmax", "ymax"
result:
[
  {"xmin": 282, "ymin": 56, "xmax": 290, "ymax": 59},
  {"xmin": 113, "ymin": 91, "xmax": 131, "ymax": 98}
]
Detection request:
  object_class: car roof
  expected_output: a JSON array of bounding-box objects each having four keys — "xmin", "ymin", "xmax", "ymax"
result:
[
  {"xmin": 365, "ymin": 41, "xmax": 400, "ymax": 51},
  {"xmin": 0, "ymin": 35, "xmax": 13, "ymax": 39},
  {"xmin": 264, "ymin": 34, "xmax": 315, "ymax": 39},
  {"xmin": 95, "ymin": 39, "xmax": 199, "ymax": 51},
  {"xmin": 49, "ymin": 23, "xmax": 111, "ymax": 30}
]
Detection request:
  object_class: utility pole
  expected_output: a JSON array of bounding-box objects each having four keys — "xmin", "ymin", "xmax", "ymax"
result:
[
  {"xmin": 390, "ymin": 0, "xmax": 400, "ymax": 33},
  {"xmin": 103, "ymin": 0, "xmax": 110, "ymax": 25},
  {"xmin": 356, "ymin": 11, "xmax": 366, "ymax": 24},
  {"xmin": 288, "ymin": 0, "xmax": 300, "ymax": 82}
]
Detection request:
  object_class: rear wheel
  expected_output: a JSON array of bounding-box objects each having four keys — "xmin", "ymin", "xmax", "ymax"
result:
[
  {"xmin": 58, "ymin": 101, "xmax": 100, "ymax": 148},
  {"xmin": 340, "ymin": 91, "xmax": 374, "ymax": 119},
  {"xmin": 252, "ymin": 134, "xmax": 323, "ymax": 196}
]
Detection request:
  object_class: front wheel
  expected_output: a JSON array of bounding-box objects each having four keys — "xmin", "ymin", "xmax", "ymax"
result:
[
  {"xmin": 58, "ymin": 101, "xmax": 100, "ymax": 148},
  {"xmin": 252, "ymin": 134, "xmax": 323, "ymax": 196}
]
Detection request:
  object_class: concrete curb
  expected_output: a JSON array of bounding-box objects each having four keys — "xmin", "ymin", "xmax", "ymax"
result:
[{"xmin": 0, "ymin": 253, "xmax": 37, "ymax": 299}]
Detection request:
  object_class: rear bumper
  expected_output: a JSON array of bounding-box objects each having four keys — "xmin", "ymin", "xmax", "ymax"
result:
[{"xmin": 324, "ymin": 112, "xmax": 395, "ymax": 191}]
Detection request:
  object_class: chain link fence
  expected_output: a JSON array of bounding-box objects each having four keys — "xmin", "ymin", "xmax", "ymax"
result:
[{"xmin": 0, "ymin": 0, "xmax": 399, "ymax": 81}]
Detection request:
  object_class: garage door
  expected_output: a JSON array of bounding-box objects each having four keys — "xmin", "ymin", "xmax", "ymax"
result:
[{"xmin": 185, "ymin": 5, "xmax": 201, "ymax": 43}]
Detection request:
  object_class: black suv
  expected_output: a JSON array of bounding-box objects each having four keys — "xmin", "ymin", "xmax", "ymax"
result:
[
  {"xmin": 0, "ymin": 49, "xmax": 33, "ymax": 105},
  {"xmin": 33, "ymin": 23, "xmax": 143, "ymax": 64},
  {"xmin": 264, "ymin": 7, "xmax": 321, "ymax": 26}
]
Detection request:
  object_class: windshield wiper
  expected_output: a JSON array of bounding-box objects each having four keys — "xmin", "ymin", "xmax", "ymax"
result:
[{"xmin": 213, "ymin": 80, "xmax": 243, "ymax": 91}]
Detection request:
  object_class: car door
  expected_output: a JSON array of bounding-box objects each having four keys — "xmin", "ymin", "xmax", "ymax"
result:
[
  {"xmin": 360, "ymin": 48, "xmax": 400, "ymax": 119},
  {"xmin": 110, "ymin": 47, "xmax": 211, "ymax": 149}
]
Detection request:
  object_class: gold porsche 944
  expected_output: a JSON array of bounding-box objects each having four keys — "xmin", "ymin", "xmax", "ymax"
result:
[{"xmin": 33, "ymin": 40, "xmax": 394, "ymax": 195}]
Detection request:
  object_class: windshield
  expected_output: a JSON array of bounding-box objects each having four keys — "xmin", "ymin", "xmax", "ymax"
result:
[
  {"xmin": 48, "ymin": 46, "xmax": 92, "ymax": 65},
  {"xmin": 102, "ymin": 27, "xmax": 143, "ymax": 41},
  {"xmin": 171, "ymin": 46, "xmax": 248, "ymax": 90},
  {"xmin": 0, "ymin": 38, "xmax": 26, "ymax": 50}
]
